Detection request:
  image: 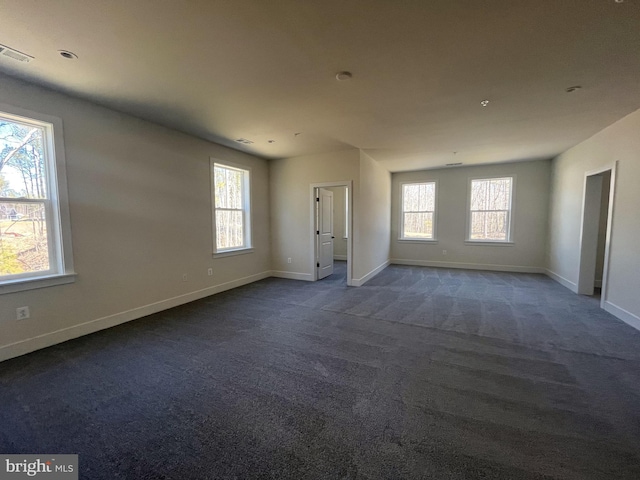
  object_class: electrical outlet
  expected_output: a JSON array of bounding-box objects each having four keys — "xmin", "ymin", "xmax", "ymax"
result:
[
  {"xmin": 182, "ymin": 274, "xmax": 188, "ymax": 282},
  {"xmin": 287, "ymin": 258, "xmax": 292, "ymax": 264},
  {"xmin": 16, "ymin": 306, "xmax": 30, "ymax": 320},
  {"xmin": 442, "ymin": 250, "xmax": 447, "ymax": 255},
  {"xmin": 207, "ymin": 268, "xmax": 213, "ymax": 276}
]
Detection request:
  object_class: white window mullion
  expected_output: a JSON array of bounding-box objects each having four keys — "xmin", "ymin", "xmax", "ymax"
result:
[
  {"xmin": 1, "ymin": 105, "xmax": 74, "ymax": 290},
  {"xmin": 468, "ymin": 177, "xmax": 514, "ymax": 242},
  {"xmin": 400, "ymin": 181, "xmax": 437, "ymax": 241},
  {"xmin": 211, "ymin": 160, "xmax": 252, "ymax": 254}
]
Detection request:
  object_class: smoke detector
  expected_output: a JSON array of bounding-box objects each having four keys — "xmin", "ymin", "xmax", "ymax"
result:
[{"xmin": 0, "ymin": 44, "xmax": 33, "ymax": 63}]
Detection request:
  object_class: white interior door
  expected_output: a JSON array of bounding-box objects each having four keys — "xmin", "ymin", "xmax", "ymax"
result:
[{"xmin": 317, "ymin": 188, "xmax": 334, "ymax": 279}]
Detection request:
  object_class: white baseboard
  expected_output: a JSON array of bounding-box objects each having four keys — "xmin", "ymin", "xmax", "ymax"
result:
[
  {"xmin": 270, "ymin": 270, "xmax": 313, "ymax": 281},
  {"xmin": 545, "ymin": 269, "xmax": 579, "ymax": 293},
  {"xmin": 0, "ymin": 271, "xmax": 272, "ymax": 363},
  {"xmin": 604, "ymin": 301, "xmax": 640, "ymax": 332},
  {"xmin": 391, "ymin": 258, "xmax": 545, "ymax": 274},
  {"xmin": 352, "ymin": 260, "xmax": 390, "ymax": 287},
  {"xmin": 333, "ymin": 255, "xmax": 347, "ymax": 261}
]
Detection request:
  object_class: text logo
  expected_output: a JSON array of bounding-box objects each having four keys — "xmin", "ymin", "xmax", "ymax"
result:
[{"xmin": 1, "ymin": 455, "xmax": 77, "ymax": 480}]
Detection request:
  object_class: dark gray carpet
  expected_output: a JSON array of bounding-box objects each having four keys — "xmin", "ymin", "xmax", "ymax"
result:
[{"xmin": 2, "ymin": 263, "xmax": 640, "ymax": 479}]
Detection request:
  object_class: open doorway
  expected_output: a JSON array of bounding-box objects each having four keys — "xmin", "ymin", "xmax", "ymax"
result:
[
  {"xmin": 578, "ymin": 163, "xmax": 616, "ymax": 308},
  {"xmin": 310, "ymin": 182, "xmax": 352, "ymax": 286}
]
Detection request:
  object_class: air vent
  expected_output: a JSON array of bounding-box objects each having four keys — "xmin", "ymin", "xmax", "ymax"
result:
[
  {"xmin": 0, "ymin": 44, "xmax": 33, "ymax": 63},
  {"xmin": 235, "ymin": 138, "xmax": 254, "ymax": 145}
]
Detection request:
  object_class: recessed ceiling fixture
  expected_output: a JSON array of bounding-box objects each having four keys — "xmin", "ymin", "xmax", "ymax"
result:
[
  {"xmin": 614, "ymin": 0, "xmax": 624, "ymax": 3},
  {"xmin": 235, "ymin": 138, "xmax": 254, "ymax": 145},
  {"xmin": 446, "ymin": 162, "xmax": 463, "ymax": 167},
  {"xmin": 58, "ymin": 50, "xmax": 78, "ymax": 59},
  {"xmin": 268, "ymin": 140, "xmax": 275, "ymax": 144},
  {"xmin": 0, "ymin": 44, "xmax": 33, "ymax": 63},
  {"xmin": 566, "ymin": 85, "xmax": 582, "ymax": 93},
  {"xmin": 480, "ymin": 100, "xmax": 489, "ymax": 107},
  {"xmin": 335, "ymin": 71, "xmax": 352, "ymax": 81}
]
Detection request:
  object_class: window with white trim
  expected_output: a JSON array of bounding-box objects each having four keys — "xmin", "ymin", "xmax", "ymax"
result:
[
  {"xmin": 468, "ymin": 176, "xmax": 513, "ymax": 242},
  {"xmin": 401, "ymin": 182, "xmax": 436, "ymax": 240},
  {"xmin": 0, "ymin": 106, "xmax": 74, "ymax": 290},
  {"xmin": 211, "ymin": 161, "xmax": 251, "ymax": 253}
]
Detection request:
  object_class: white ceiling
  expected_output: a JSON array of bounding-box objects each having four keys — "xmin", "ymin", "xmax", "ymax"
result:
[{"xmin": 0, "ymin": 0, "xmax": 639, "ymax": 172}]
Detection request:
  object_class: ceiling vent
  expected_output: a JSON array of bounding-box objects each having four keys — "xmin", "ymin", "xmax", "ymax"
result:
[
  {"xmin": 235, "ymin": 138, "xmax": 254, "ymax": 145},
  {"xmin": 0, "ymin": 44, "xmax": 33, "ymax": 63}
]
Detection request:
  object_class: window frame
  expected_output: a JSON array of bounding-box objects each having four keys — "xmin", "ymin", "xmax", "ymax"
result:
[
  {"xmin": 0, "ymin": 103, "xmax": 75, "ymax": 294},
  {"xmin": 466, "ymin": 175, "xmax": 515, "ymax": 245},
  {"xmin": 399, "ymin": 180, "xmax": 438, "ymax": 242},
  {"xmin": 211, "ymin": 159, "xmax": 252, "ymax": 257}
]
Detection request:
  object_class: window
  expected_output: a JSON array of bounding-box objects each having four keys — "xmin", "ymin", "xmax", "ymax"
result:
[
  {"xmin": 211, "ymin": 161, "xmax": 251, "ymax": 254},
  {"xmin": 401, "ymin": 182, "xmax": 436, "ymax": 240},
  {"xmin": 468, "ymin": 176, "xmax": 513, "ymax": 242},
  {"xmin": 0, "ymin": 105, "xmax": 74, "ymax": 292}
]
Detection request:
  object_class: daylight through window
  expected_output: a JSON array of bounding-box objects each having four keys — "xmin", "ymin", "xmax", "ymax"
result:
[
  {"xmin": 401, "ymin": 182, "xmax": 436, "ymax": 240},
  {"xmin": 468, "ymin": 177, "xmax": 513, "ymax": 242},
  {"xmin": 212, "ymin": 162, "xmax": 251, "ymax": 252},
  {"xmin": 1, "ymin": 108, "xmax": 71, "ymax": 285}
]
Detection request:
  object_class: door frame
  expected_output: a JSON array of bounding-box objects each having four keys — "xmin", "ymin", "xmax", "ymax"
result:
[
  {"xmin": 310, "ymin": 181, "xmax": 353, "ymax": 286},
  {"xmin": 577, "ymin": 161, "xmax": 617, "ymax": 308}
]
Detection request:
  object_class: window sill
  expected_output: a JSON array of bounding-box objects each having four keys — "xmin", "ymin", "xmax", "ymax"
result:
[
  {"xmin": 0, "ymin": 273, "xmax": 77, "ymax": 295},
  {"xmin": 464, "ymin": 240, "xmax": 514, "ymax": 246},
  {"xmin": 213, "ymin": 247, "xmax": 254, "ymax": 258},
  {"xmin": 398, "ymin": 238, "xmax": 438, "ymax": 244}
]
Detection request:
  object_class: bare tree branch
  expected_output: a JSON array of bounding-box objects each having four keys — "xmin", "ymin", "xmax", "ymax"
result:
[{"xmin": 0, "ymin": 128, "xmax": 39, "ymax": 171}]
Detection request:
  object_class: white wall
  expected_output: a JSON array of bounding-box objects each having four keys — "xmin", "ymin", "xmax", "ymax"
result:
[
  {"xmin": 548, "ymin": 108, "xmax": 640, "ymax": 327},
  {"xmin": 353, "ymin": 151, "xmax": 391, "ymax": 284},
  {"xmin": 269, "ymin": 149, "xmax": 359, "ymax": 280},
  {"xmin": 0, "ymin": 73, "xmax": 271, "ymax": 361},
  {"xmin": 269, "ymin": 149, "xmax": 391, "ymax": 285},
  {"xmin": 391, "ymin": 160, "xmax": 550, "ymax": 272}
]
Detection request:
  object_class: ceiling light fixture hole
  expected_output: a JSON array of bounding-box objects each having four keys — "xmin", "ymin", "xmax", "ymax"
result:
[
  {"xmin": 336, "ymin": 71, "xmax": 352, "ymax": 81},
  {"xmin": 58, "ymin": 50, "xmax": 78, "ymax": 60}
]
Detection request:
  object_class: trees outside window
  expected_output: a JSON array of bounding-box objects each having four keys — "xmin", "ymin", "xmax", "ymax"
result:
[
  {"xmin": 468, "ymin": 177, "xmax": 513, "ymax": 242},
  {"xmin": 212, "ymin": 162, "xmax": 251, "ymax": 253},
  {"xmin": 401, "ymin": 182, "xmax": 436, "ymax": 240},
  {"xmin": 0, "ymin": 109, "xmax": 69, "ymax": 282}
]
